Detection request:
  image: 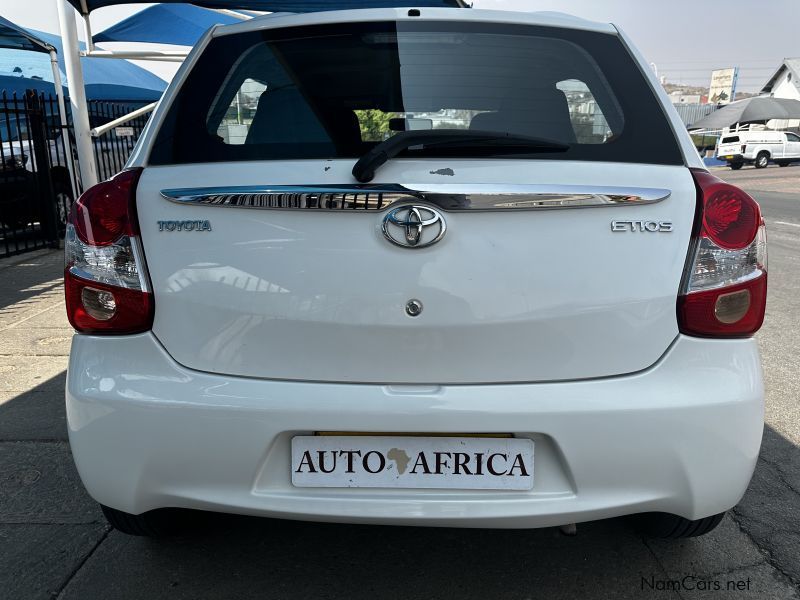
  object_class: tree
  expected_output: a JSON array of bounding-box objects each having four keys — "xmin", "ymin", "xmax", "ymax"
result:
[{"xmin": 355, "ymin": 109, "xmax": 394, "ymax": 141}]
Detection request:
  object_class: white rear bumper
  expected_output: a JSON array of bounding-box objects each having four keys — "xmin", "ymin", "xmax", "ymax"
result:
[{"xmin": 66, "ymin": 333, "xmax": 763, "ymax": 528}]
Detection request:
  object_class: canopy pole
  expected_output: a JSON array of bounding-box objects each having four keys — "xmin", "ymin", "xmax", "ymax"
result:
[
  {"xmin": 57, "ymin": 0, "xmax": 97, "ymax": 189},
  {"xmin": 82, "ymin": 49, "xmax": 188, "ymax": 61},
  {"xmin": 49, "ymin": 49, "xmax": 78, "ymax": 199},
  {"xmin": 82, "ymin": 15, "xmax": 95, "ymax": 52},
  {"xmin": 79, "ymin": 0, "xmax": 94, "ymax": 52},
  {"xmin": 212, "ymin": 9, "xmax": 252, "ymax": 20},
  {"xmin": 91, "ymin": 102, "xmax": 156, "ymax": 138}
]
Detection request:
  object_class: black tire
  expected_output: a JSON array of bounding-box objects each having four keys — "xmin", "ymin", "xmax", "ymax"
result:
[
  {"xmin": 632, "ymin": 511, "xmax": 725, "ymax": 539},
  {"xmin": 100, "ymin": 504, "xmax": 187, "ymax": 537},
  {"xmin": 52, "ymin": 182, "xmax": 74, "ymax": 235},
  {"xmin": 755, "ymin": 151, "xmax": 770, "ymax": 169},
  {"xmin": 777, "ymin": 161, "xmax": 790, "ymax": 167},
  {"xmin": 729, "ymin": 162, "xmax": 743, "ymax": 170}
]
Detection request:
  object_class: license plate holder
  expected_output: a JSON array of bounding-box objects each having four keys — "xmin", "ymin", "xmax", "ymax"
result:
[{"xmin": 291, "ymin": 435, "xmax": 534, "ymax": 490}]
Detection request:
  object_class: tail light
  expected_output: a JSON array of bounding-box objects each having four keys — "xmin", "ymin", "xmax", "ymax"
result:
[
  {"xmin": 678, "ymin": 169, "xmax": 767, "ymax": 337},
  {"xmin": 64, "ymin": 168, "xmax": 154, "ymax": 334},
  {"xmin": 741, "ymin": 145, "xmax": 747, "ymax": 153}
]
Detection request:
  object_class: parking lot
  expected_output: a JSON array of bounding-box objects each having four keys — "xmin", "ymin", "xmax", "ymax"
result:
[{"xmin": 1, "ymin": 165, "xmax": 798, "ymax": 600}]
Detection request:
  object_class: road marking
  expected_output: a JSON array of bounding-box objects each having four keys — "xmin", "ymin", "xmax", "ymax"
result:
[{"xmin": 774, "ymin": 221, "xmax": 800, "ymax": 228}]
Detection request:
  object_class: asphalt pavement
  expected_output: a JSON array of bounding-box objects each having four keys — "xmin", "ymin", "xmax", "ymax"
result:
[{"xmin": 0, "ymin": 164, "xmax": 798, "ymax": 600}]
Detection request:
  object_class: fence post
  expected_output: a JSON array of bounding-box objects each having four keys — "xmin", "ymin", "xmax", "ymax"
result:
[{"xmin": 26, "ymin": 90, "xmax": 59, "ymax": 248}]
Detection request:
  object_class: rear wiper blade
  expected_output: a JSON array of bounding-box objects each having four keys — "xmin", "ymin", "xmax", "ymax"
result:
[{"xmin": 352, "ymin": 129, "xmax": 570, "ymax": 183}]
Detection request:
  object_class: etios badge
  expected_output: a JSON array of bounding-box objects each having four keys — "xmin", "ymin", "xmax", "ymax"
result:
[
  {"xmin": 382, "ymin": 205, "xmax": 446, "ymax": 249},
  {"xmin": 611, "ymin": 220, "xmax": 673, "ymax": 233}
]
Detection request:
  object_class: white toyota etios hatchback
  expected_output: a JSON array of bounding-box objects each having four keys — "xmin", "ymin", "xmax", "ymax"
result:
[{"xmin": 65, "ymin": 8, "xmax": 767, "ymax": 539}]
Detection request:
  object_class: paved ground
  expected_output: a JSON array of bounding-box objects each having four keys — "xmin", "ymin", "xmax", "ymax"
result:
[{"xmin": 1, "ymin": 165, "xmax": 799, "ymax": 599}]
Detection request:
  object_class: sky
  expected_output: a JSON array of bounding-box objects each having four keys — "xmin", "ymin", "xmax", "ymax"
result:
[{"xmin": 2, "ymin": 0, "xmax": 798, "ymax": 91}]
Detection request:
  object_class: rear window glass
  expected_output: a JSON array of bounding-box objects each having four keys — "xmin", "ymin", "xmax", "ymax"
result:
[
  {"xmin": 721, "ymin": 136, "xmax": 740, "ymax": 144},
  {"xmin": 149, "ymin": 21, "xmax": 681, "ymax": 165}
]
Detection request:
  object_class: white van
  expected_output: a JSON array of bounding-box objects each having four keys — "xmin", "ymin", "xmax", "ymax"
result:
[{"xmin": 717, "ymin": 130, "xmax": 800, "ymax": 169}]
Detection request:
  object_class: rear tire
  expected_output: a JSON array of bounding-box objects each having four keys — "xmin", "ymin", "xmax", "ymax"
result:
[
  {"xmin": 729, "ymin": 162, "xmax": 743, "ymax": 170},
  {"xmin": 777, "ymin": 161, "xmax": 790, "ymax": 167},
  {"xmin": 52, "ymin": 183, "xmax": 74, "ymax": 236},
  {"xmin": 632, "ymin": 511, "xmax": 725, "ymax": 539},
  {"xmin": 100, "ymin": 504, "xmax": 188, "ymax": 537},
  {"xmin": 755, "ymin": 152, "xmax": 770, "ymax": 169}
]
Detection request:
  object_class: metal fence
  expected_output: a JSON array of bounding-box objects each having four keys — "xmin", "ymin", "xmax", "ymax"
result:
[
  {"xmin": 0, "ymin": 90, "xmax": 77, "ymax": 258},
  {"xmin": 88, "ymin": 100, "xmax": 151, "ymax": 183},
  {"xmin": 0, "ymin": 90, "xmax": 151, "ymax": 259},
  {"xmin": 672, "ymin": 103, "xmax": 719, "ymax": 128}
]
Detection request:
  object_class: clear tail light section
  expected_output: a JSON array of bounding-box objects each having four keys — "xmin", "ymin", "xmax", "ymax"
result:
[
  {"xmin": 64, "ymin": 168, "xmax": 154, "ymax": 334},
  {"xmin": 678, "ymin": 169, "xmax": 767, "ymax": 337}
]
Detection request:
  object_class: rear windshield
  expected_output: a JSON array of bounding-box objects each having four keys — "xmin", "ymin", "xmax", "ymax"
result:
[
  {"xmin": 149, "ymin": 21, "xmax": 682, "ymax": 165},
  {"xmin": 721, "ymin": 136, "xmax": 740, "ymax": 144}
]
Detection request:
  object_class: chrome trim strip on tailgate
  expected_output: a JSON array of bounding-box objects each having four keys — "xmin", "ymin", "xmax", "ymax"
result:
[{"xmin": 160, "ymin": 184, "xmax": 671, "ymax": 212}]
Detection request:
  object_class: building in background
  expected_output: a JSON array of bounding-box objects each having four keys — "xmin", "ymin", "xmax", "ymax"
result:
[
  {"xmin": 669, "ymin": 91, "xmax": 703, "ymax": 104},
  {"xmin": 761, "ymin": 58, "xmax": 800, "ymax": 100},
  {"xmin": 760, "ymin": 58, "xmax": 800, "ymax": 130}
]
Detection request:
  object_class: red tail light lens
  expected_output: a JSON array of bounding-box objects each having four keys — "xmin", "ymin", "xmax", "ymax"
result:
[
  {"xmin": 678, "ymin": 169, "xmax": 767, "ymax": 338},
  {"xmin": 694, "ymin": 170, "xmax": 759, "ymax": 250},
  {"xmin": 72, "ymin": 169, "xmax": 141, "ymax": 246},
  {"xmin": 65, "ymin": 168, "xmax": 154, "ymax": 334},
  {"xmin": 65, "ymin": 273, "xmax": 154, "ymax": 334},
  {"xmin": 678, "ymin": 273, "xmax": 767, "ymax": 338}
]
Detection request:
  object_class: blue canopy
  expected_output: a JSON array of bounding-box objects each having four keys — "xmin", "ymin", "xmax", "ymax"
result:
[
  {"xmin": 69, "ymin": 0, "xmax": 464, "ymax": 15},
  {"xmin": 0, "ymin": 17, "xmax": 56, "ymax": 100},
  {"xmin": 0, "ymin": 28, "xmax": 166, "ymax": 101},
  {"xmin": 26, "ymin": 29, "xmax": 166, "ymax": 101},
  {"xmin": 94, "ymin": 4, "xmax": 249, "ymax": 46},
  {"xmin": 0, "ymin": 15, "xmax": 53, "ymax": 53}
]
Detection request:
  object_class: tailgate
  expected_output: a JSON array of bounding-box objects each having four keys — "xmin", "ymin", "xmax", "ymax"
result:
[
  {"xmin": 717, "ymin": 144, "xmax": 742, "ymax": 156},
  {"xmin": 136, "ymin": 159, "xmax": 695, "ymax": 384}
]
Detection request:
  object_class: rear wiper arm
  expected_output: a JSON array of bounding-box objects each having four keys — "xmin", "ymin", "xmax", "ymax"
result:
[{"xmin": 351, "ymin": 129, "xmax": 570, "ymax": 183}]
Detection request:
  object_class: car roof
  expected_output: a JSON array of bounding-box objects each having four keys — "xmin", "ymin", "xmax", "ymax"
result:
[
  {"xmin": 211, "ymin": 8, "xmax": 618, "ymax": 38},
  {"xmin": 732, "ymin": 130, "xmax": 784, "ymax": 136}
]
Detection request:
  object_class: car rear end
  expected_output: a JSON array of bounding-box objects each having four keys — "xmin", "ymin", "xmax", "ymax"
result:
[
  {"xmin": 65, "ymin": 9, "xmax": 766, "ymax": 532},
  {"xmin": 717, "ymin": 134, "xmax": 747, "ymax": 166}
]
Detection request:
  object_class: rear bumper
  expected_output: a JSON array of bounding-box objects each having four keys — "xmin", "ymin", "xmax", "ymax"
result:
[{"xmin": 66, "ymin": 333, "xmax": 763, "ymax": 528}]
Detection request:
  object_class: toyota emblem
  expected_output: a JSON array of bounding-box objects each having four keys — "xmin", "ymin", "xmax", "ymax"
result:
[{"xmin": 382, "ymin": 205, "xmax": 446, "ymax": 249}]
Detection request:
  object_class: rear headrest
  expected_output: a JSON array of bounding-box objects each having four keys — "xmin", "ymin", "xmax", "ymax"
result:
[
  {"xmin": 470, "ymin": 89, "xmax": 577, "ymax": 144},
  {"xmin": 319, "ymin": 107, "xmax": 363, "ymax": 154},
  {"xmin": 245, "ymin": 87, "xmax": 362, "ymax": 153}
]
